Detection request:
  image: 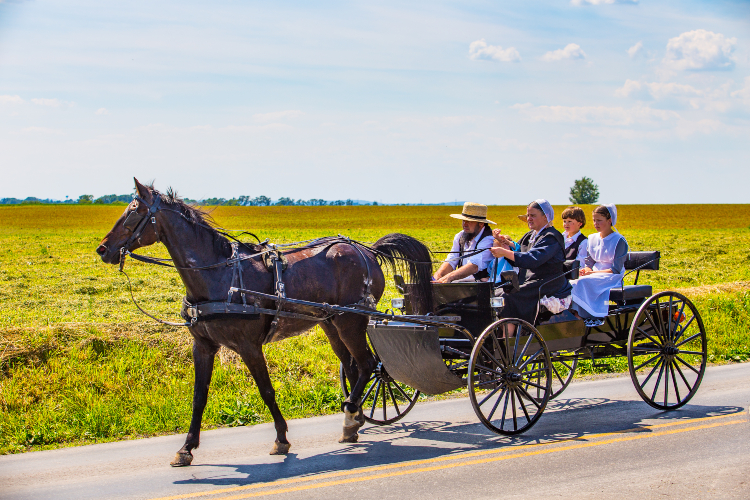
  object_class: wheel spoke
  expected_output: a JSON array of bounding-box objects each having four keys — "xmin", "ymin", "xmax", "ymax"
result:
[
  {"xmin": 487, "ymin": 388, "xmax": 506, "ymax": 421},
  {"xmin": 673, "ymin": 315, "xmax": 696, "ymax": 344},
  {"xmin": 632, "ymin": 347, "xmax": 664, "ymax": 353},
  {"xmin": 392, "ymin": 381, "xmax": 412, "ymax": 401},
  {"xmin": 369, "ymin": 380, "xmax": 382, "ymax": 419},
  {"xmin": 510, "ymin": 389, "xmax": 518, "ymax": 431},
  {"xmin": 651, "ymin": 361, "xmax": 666, "ymax": 401},
  {"xmin": 479, "ymin": 383, "xmax": 505, "ymax": 407},
  {"xmin": 474, "ymin": 378, "xmax": 504, "ymax": 389},
  {"xmin": 387, "ymin": 384, "xmax": 401, "ymax": 415},
  {"xmin": 500, "ymin": 389, "xmax": 510, "ymax": 430},
  {"xmin": 636, "ymin": 327, "xmax": 664, "ymax": 347},
  {"xmin": 480, "ymin": 346, "xmax": 503, "ymax": 371},
  {"xmin": 640, "ymin": 358, "xmax": 663, "ymax": 388},
  {"xmin": 675, "ymin": 355, "xmax": 701, "ymax": 375},
  {"xmin": 663, "ymin": 359, "xmax": 669, "ymax": 406},
  {"xmin": 633, "ymin": 353, "xmax": 660, "ymax": 372},
  {"xmin": 676, "ymin": 350, "xmax": 705, "ymax": 356},
  {"xmin": 645, "ymin": 308, "xmax": 665, "ymax": 343},
  {"xmin": 675, "ymin": 331, "xmax": 702, "ymax": 348},
  {"xmin": 515, "ymin": 388, "xmax": 531, "ymax": 423},
  {"xmin": 521, "ymin": 379, "xmax": 548, "ymax": 391},
  {"xmin": 475, "ymin": 363, "xmax": 501, "ymax": 375},
  {"xmin": 521, "ymin": 367, "xmax": 548, "ymax": 377},
  {"xmin": 669, "ymin": 361, "xmax": 681, "ymax": 403},
  {"xmin": 667, "ymin": 296, "xmax": 674, "ymax": 342},
  {"xmin": 552, "ymin": 364, "xmax": 566, "ymax": 386},
  {"xmin": 361, "ymin": 377, "xmax": 378, "ymax": 403},
  {"xmin": 513, "ymin": 324, "xmax": 522, "ymax": 364},
  {"xmin": 673, "ymin": 358, "xmax": 692, "ymax": 390},
  {"xmin": 490, "ymin": 331, "xmax": 509, "ymax": 366},
  {"xmin": 516, "ymin": 332, "xmax": 534, "ymax": 365},
  {"xmin": 518, "ymin": 348, "xmax": 544, "ymax": 371},
  {"xmin": 381, "ymin": 380, "xmax": 388, "ymax": 420},
  {"xmin": 516, "ymin": 385, "xmax": 542, "ymax": 409}
]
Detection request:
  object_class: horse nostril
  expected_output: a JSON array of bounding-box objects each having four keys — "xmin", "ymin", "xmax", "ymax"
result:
[{"xmin": 96, "ymin": 245, "xmax": 107, "ymax": 256}]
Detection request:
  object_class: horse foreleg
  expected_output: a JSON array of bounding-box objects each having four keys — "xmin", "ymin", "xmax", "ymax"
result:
[
  {"xmin": 171, "ymin": 337, "xmax": 218, "ymax": 467},
  {"xmin": 237, "ymin": 343, "xmax": 290, "ymax": 455}
]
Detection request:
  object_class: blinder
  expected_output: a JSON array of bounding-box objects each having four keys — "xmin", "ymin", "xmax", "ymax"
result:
[{"xmin": 121, "ymin": 195, "xmax": 162, "ymax": 254}]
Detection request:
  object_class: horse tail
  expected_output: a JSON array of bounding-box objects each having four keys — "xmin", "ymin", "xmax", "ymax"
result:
[{"xmin": 371, "ymin": 233, "xmax": 434, "ymax": 314}]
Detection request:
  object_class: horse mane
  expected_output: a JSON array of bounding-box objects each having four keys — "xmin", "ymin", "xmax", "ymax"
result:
[{"xmin": 149, "ymin": 185, "xmax": 260, "ymax": 256}]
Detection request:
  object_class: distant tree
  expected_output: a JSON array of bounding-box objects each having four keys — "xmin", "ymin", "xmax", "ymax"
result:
[
  {"xmin": 569, "ymin": 177, "xmax": 599, "ymax": 205},
  {"xmin": 372, "ymin": 201, "xmax": 378, "ymax": 206},
  {"xmin": 275, "ymin": 197, "xmax": 295, "ymax": 206},
  {"xmin": 78, "ymin": 195, "xmax": 94, "ymax": 204},
  {"xmin": 345, "ymin": 199, "xmax": 353, "ymax": 206},
  {"xmin": 252, "ymin": 195, "xmax": 272, "ymax": 206},
  {"xmin": 238, "ymin": 195, "xmax": 251, "ymax": 206}
]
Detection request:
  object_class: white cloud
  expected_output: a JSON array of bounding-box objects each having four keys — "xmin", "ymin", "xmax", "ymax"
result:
[
  {"xmin": 571, "ymin": 0, "xmax": 638, "ymax": 5},
  {"xmin": 627, "ymin": 41, "xmax": 643, "ymax": 59},
  {"xmin": 468, "ymin": 39, "xmax": 521, "ymax": 63},
  {"xmin": 31, "ymin": 98, "xmax": 63, "ymax": 107},
  {"xmin": 615, "ymin": 79, "xmax": 703, "ymax": 100},
  {"xmin": 0, "ymin": 95, "xmax": 24, "ymax": 105},
  {"xmin": 21, "ymin": 126, "xmax": 64, "ymax": 135},
  {"xmin": 95, "ymin": 108, "xmax": 109, "ymax": 115},
  {"xmin": 511, "ymin": 102, "xmax": 679, "ymax": 126},
  {"xmin": 252, "ymin": 110, "xmax": 304, "ymax": 123},
  {"xmin": 542, "ymin": 43, "xmax": 586, "ymax": 62},
  {"xmin": 664, "ymin": 29, "xmax": 737, "ymax": 71}
]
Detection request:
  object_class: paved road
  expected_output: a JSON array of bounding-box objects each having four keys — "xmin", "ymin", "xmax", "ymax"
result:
[{"xmin": 2, "ymin": 363, "xmax": 749, "ymax": 500}]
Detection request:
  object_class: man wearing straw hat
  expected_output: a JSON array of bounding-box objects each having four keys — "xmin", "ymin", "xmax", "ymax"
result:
[{"xmin": 433, "ymin": 202, "xmax": 496, "ymax": 283}]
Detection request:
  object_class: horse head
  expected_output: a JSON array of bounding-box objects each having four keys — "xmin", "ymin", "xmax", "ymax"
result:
[{"xmin": 96, "ymin": 178, "xmax": 162, "ymax": 264}]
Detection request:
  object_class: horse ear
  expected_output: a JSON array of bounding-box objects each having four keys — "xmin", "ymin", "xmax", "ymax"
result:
[{"xmin": 133, "ymin": 178, "xmax": 153, "ymax": 202}]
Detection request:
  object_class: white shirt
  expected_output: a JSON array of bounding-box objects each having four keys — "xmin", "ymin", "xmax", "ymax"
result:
[
  {"xmin": 564, "ymin": 230, "xmax": 588, "ymax": 267},
  {"xmin": 445, "ymin": 230, "xmax": 494, "ymax": 272}
]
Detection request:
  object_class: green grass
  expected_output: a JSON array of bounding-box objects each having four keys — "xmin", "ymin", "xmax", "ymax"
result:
[{"xmin": 1, "ymin": 204, "xmax": 749, "ymax": 455}]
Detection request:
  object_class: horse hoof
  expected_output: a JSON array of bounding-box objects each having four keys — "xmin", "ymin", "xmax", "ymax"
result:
[
  {"xmin": 270, "ymin": 441, "xmax": 291, "ymax": 455},
  {"xmin": 170, "ymin": 451, "xmax": 193, "ymax": 467},
  {"xmin": 339, "ymin": 430, "xmax": 359, "ymax": 444}
]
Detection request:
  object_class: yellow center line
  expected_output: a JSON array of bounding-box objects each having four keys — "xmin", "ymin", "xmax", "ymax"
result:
[{"xmin": 150, "ymin": 412, "xmax": 746, "ymax": 500}]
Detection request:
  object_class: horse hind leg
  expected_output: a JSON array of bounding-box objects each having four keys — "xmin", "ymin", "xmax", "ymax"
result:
[
  {"xmin": 322, "ymin": 317, "xmax": 373, "ymax": 443},
  {"xmin": 235, "ymin": 342, "xmax": 291, "ymax": 455}
]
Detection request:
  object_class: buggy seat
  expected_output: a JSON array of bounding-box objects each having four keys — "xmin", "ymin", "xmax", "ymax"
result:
[{"xmin": 608, "ymin": 251, "xmax": 660, "ymax": 305}]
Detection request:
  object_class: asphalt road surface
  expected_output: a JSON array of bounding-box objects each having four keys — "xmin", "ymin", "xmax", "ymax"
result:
[{"xmin": 2, "ymin": 363, "xmax": 749, "ymax": 500}]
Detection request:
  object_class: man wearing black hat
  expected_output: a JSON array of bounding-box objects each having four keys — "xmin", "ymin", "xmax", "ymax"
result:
[{"xmin": 433, "ymin": 202, "xmax": 496, "ymax": 283}]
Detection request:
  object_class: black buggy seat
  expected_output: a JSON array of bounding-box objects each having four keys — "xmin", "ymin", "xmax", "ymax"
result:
[{"xmin": 608, "ymin": 251, "xmax": 660, "ymax": 305}]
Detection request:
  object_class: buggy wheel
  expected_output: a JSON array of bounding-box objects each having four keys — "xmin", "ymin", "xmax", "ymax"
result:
[
  {"xmin": 526, "ymin": 355, "xmax": 578, "ymax": 401},
  {"xmin": 339, "ymin": 361, "xmax": 420, "ymax": 425},
  {"xmin": 469, "ymin": 319, "xmax": 552, "ymax": 435},
  {"xmin": 628, "ymin": 291, "xmax": 707, "ymax": 410}
]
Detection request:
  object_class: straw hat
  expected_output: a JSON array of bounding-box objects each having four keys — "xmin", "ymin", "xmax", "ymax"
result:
[{"xmin": 450, "ymin": 202, "xmax": 496, "ymax": 225}]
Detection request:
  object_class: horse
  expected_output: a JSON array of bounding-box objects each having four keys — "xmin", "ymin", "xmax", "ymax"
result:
[{"xmin": 96, "ymin": 179, "xmax": 433, "ymax": 466}]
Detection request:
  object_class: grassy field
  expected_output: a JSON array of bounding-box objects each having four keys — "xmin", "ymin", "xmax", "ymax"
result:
[{"xmin": 1, "ymin": 203, "xmax": 749, "ymax": 454}]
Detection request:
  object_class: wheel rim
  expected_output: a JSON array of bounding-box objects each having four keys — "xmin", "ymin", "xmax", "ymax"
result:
[
  {"xmin": 469, "ymin": 319, "xmax": 552, "ymax": 435},
  {"xmin": 339, "ymin": 361, "xmax": 420, "ymax": 425},
  {"xmin": 628, "ymin": 292, "xmax": 707, "ymax": 410}
]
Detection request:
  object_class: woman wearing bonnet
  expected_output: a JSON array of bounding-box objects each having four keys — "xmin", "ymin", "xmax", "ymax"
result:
[
  {"xmin": 570, "ymin": 204, "xmax": 630, "ymax": 327},
  {"xmin": 490, "ymin": 199, "xmax": 571, "ymax": 325}
]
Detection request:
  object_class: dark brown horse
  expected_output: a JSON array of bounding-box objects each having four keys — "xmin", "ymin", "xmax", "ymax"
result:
[{"xmin": 96, "ymin": 179, "xmax": 433, "ymax": 466}]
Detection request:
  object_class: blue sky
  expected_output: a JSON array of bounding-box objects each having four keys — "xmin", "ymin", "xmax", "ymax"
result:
[{"xmin": 0, "ymin": 0, "xmax": 748, "ymax": 204}]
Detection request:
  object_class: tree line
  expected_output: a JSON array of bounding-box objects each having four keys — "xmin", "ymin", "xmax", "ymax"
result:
[{"xmin": 0, "ymin": 194, "xmax": 379, "ymax": 206}]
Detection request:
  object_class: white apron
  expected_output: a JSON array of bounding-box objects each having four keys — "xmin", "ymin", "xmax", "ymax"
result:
[{"xmin": 570, "ymin": 233, "xmax": 625, "ymax": 318}]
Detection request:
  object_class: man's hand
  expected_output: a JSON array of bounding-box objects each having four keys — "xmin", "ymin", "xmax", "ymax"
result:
[
  {"xmin": 435, "ymin": 274, "xmax": 454, "ymax": 283},
  {"xmin": 579, "ymin": 267, "xmax": 593, "ymax": 276}
]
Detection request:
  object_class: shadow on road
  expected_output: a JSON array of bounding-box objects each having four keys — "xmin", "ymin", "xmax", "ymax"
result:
[{"xmin": 174, "ymin": 399, "xmax": 744, "ymax": 487}]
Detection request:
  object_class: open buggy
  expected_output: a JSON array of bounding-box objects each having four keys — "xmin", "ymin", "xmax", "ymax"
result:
[{"xmin": 340, "ymin": 252, "xmax": 708, "ymax": 435}]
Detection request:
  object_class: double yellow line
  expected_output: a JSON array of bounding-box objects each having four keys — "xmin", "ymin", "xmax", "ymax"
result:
[{"xmin": 153, "ymin": 412, "xmax": 747, "ymax": 500}]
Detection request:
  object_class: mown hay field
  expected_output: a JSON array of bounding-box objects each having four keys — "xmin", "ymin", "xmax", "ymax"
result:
[{"xmin": 1, "ymin": 203, "xmax": 749, "ymax": 454}]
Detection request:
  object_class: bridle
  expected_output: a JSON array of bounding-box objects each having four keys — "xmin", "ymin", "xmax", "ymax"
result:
[{"xmin": 119, "ymin": 195, "xmax": 162, "ymax": 270}]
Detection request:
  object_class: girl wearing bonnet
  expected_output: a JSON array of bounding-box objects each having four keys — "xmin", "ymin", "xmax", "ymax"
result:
[{"xmin": 570, "ymin": 204, "xmax": 629, "ymax": 327}]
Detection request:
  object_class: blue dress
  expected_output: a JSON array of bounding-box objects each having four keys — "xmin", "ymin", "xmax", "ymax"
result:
[{"xmin": 570, "ymin": 232, "xmax": 629, "ymax": 318}]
